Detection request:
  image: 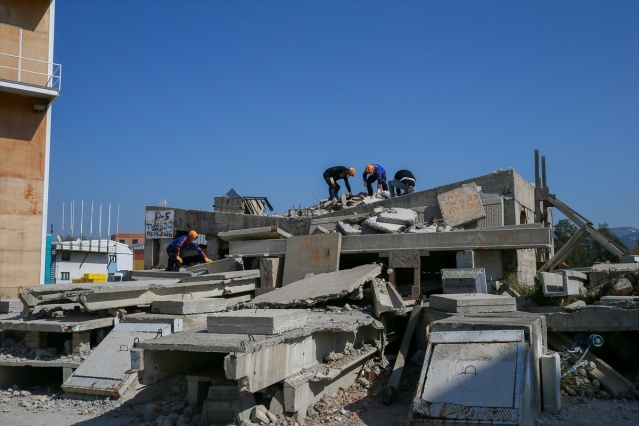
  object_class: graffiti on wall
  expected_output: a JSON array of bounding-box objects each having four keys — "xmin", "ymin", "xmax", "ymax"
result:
[{"xmin": 145, "ymin": 210, "xmax": 174, "ymax": 239}]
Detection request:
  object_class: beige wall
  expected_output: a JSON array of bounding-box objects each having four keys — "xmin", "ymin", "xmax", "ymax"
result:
[{"xmin": 0, "ymin": 0, "xmax": 52, "ymax": 298}]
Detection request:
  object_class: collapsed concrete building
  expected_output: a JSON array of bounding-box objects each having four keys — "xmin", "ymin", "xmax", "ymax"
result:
[{"xmin": 2, "ymin": 165, "xmax": 638, "ymax": 425}]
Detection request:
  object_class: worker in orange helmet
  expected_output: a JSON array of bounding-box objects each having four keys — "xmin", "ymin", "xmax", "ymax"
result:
[
  {"xmin": 166, "ymin": 230, "xmax": 212, "ymax": 271},
  {"xmin": 362, "ymin": 164, "xmax": 388, "ymax": 196},
  {"xmin": 323, "ymin": 166, "xmax": 355, "ymax": 202}
]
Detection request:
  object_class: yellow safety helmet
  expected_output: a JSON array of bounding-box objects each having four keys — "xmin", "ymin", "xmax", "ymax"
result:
[
  {"xmin": 365, "ymin": 164, "xmax": 374, "ymax": 174},
  {"xmin": 348, "ymin": 167, "xmax": 356, "ymax": 176},
  {"xmin": 188, "ymin": 230, "xmax": 198, "ymax": 240}
]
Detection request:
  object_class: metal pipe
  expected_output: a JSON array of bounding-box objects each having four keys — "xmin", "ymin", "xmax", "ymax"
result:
[{"xmin": 534, "ymin": 150, "xmax": 540, "ymax": 188}]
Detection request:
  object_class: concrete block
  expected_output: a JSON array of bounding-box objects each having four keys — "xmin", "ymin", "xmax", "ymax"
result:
[
  {"xmin": 282, "ymin": 234, "xmax": 341, "ymax": 285},
  {"xmin": 441, "ymin": 268, "xmax": 487, "ymax": 294},
  {"xmin": 207, "ymin": 309, "xmax": 307, "ymax": 335},
  {"xmin": 337, "ymin": 221, "xmax": 362, "ymax": 236},
  {"xmin": 540, "ymin": 353, "xmax": 561, "ymax": 413},
  {"xmin": 429, "ymin": 293, "xmax": 516, "ymax": 313},
  {"xmin": 599, "ymin": 296, "xmax": 639, "ymax": 309},
  {"xmin": 152, "ymin": 298, "xmax": 227, "ymax": 315},
  {"xmin": 540, "ymin": 271, "xmax": 582, "ymax": 297}
]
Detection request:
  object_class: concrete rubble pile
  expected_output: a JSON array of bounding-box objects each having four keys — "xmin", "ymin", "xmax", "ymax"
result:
[{"xmin": 1, "ymin": 168, "xmax": 639, "ymax": 425}]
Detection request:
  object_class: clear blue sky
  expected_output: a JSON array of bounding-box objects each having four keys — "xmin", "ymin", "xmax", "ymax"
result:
[{"xmin": 47, "ymin": 0, "xmax": 639, "ymax": 235}]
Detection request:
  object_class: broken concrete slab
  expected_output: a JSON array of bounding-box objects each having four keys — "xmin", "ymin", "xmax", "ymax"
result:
[
  {"xmin": 436, "ymin": 182, "xmax": 486, "ymax": 227},
  {"xmin": 0, "ymin": 314, "xmax": 114, "ymax": 333},
  {"xmin": 19, "ymin": 276, "xmax": 257, "ymax": 313},
  {"xmin": 206, "ymin": 309, "xmax": 307, "ymax": 335},
  {"xmin": 186, "ymin": 257, "xmax": 244, "ymax": 276},
  {"xmin": 528, "ymin": 305, "xmax": 639, "ymax": 331},
  {"xmin": 152, "ymin": 298, "xmax": 227, "ymax": 315},
  {"xmin": 283, "ymin": 345, "xmax": 378, "ymax": 420},
  {"xmin": 363, "ymin": 216, "xmax": 406, "ymax": 233},
  {"xmin": 62, "ymin": 323, "xmax": 173, "ymax": 397},
  {"xmin": 539, "ymin": 270, "xmax": 585, "ymax": 297},
  {"xmin": 599, "ymin": 296, "xmax": 639, "ymax": 309},
  {"xmin": 337, "ymin": 221, "xmax": 362, "ymax": 236},
  {"xmin": 121, "ymin": 313, "xmax": 188, "ymax": 333},
  {"xmin": 282, "ymin": 234, "xmax": 341, "ymax": 285},
  {"xmin": 133, "ymin": 311, "xmax": 382, "ymax": 392},
  {"xmin": 251, "ymin": 264, "xmax": 382, "ymax": 308},
  {"xmin": 429, "ymin": 293, "xmax": 516, "ymax": 313},
  {"xmin": 217, "ymin": 226, "xmax": 292, "ymax": 242},
  {"xmin": 179, "ymin": 270, "xmax": 259, "ymax": 283},
  {"xmin": 376, "ymin": 208, "xmax": 418, "ymax": 225}
]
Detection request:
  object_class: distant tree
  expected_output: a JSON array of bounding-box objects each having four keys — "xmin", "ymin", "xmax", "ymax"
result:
[{"xmin": 553, "ymin": 220, "xmax": 628, "ymax": 267}]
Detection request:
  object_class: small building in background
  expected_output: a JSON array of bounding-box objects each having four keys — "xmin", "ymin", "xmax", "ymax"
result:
[
  {"xmin": 50, "ymin": 239, "xmax": 133, "ymax": 284},
  {"xmin": 111, "ymin": 233, "xmax": 145, "ymax": 246}
]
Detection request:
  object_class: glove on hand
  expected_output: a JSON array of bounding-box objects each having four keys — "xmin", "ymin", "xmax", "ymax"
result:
[
  {"xmin": 176, "ymin": 256, "xmax": 183, "ymax": 264},
  {"xmin": 205, "ymin": 258, "xmax": 213, "ymax": 263}
]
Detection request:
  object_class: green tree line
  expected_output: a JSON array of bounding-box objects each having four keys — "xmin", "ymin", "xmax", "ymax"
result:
[{"xmin": 553, "ymin": 219, "xmax": 633, "ymax": 267}]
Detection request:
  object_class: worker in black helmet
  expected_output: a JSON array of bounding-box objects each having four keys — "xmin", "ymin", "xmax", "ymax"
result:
[
  {"xmin": 388, "ymin": 169, "xmax": 416, "ymax": 197},
  {"xmin": 323, "ymin": 166, "xmax": 355, "ymax": 201}
]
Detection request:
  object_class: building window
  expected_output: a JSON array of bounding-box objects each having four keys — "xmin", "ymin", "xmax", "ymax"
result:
[
  {"xmin": 119, "ymin": 239, "xmax": 125, "ymax": 244},
  {"xmin": 132, "ymin": 239, "xmax": 138, "ymax": 244},
  {"xmin": 62, "ymin": 252, "xmax": 71, "ymax": 261},
  {"xmin": 109, "ymin": 255, "xmax": 116, "ymax": 263},
  {"xmin": 61, "ymin": 272, "xmax": 70, "ymax": 280}
]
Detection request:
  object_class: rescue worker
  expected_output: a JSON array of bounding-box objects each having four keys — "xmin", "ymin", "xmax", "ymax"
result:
[
  {"xmin": 166, "ymin": 230, "xmax": 212, "ymax": 271},
  {"xmin": 362, "ymin": 164, "xmax": 388, "ymax": 196},
  {"xmin": 323, "ymin": 166, "xmax": 355, "ymax": 201},
  {"xmin": 388, "ymin": 169, "xmax": 416, "ymax": 197}
]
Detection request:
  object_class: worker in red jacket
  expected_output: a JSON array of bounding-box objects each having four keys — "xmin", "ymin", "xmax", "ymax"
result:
[{"xmin": 166, "ymin": 230, "xmax": 212, "ymax": 271}]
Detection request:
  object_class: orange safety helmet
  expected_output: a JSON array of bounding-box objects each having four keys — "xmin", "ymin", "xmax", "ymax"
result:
[
  {"xmin": 188, "ymin": 230, "xmax": 198, "ymax": 240},
  {"xmin": 348, "ymin": 167, "xmax": 356, "ymax": 176},
  {"xmin": 365, "ymin": 164, "xmax": 374, "ymax": 174}
]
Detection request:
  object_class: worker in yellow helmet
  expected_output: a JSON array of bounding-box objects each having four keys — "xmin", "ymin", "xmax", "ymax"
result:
[
  {"xmin": 323, "ymin": 166, "xmax": 355, "ymax": 202},
  {"xmin": 166, "ymin": 230, "xmax": 212, "ymax": 271},
  {"xmin": 363, "ymin": 164, "xmax": 388, "ymax": 196}
]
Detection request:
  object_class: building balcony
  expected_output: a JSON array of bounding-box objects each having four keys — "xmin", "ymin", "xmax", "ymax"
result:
[{"xmin": 0, "ymin": 51, "xmax": 61, "ymax": 103}]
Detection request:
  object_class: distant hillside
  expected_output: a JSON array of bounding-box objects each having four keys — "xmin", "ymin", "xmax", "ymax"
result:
[{"xmin": 609, "ymin": 227, "xmax": 639, "ymax": 250}]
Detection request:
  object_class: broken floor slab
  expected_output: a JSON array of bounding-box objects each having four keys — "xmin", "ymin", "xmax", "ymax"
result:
[
  {"xmin": 436, "ymin": 182, "xmax": 486, "ymax": 227},
  {"xmin": 371, "ymin": 278, "xmax": 406, "ymax": 316},
  {"xmin": 282, "ymin": 233, "xmax": 342, "ymax": 286},
  {"xmin": 19, "ymin": 274, "xmax": 257, "ymax": 313},
  {"xmin": 528, "ymin": 305, "xmax": 639, "ymax": 331},
  {"xmin": 251, "ymin": 264, "xmax": 382, "ymax": 308},
  {"xmin": 217, "ymin": 226, "xmax": 292, "ymax": 241},
  {"xmin": 62, "ymin": 322, "xmax": 173, "ymax": 397},
  {"xmin": 133, "ymin": 311, "xmax": 382, "ymax": 393},
  {"xmin": 599, "ymin": 296, "xmax": 639, "ymax": 309},
  {"xmin": 0, "ymin": 299, "xmax": 22, "ymax": 314},
  {"xmin": 152, "ymin": 298, "xmax": 227, "ymax": 315}
]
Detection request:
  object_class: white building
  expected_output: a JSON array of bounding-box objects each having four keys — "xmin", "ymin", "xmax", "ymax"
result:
[{"xmin": 51, "ymin": 239, "xmax": 133, "ymax": 284}]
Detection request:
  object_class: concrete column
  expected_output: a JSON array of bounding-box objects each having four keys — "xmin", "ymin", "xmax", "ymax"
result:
[
  {"xmin": 72, "ymin": 331, "xmax": 91, "ymax": 355},
  {"xmin": 260, "ymin": 258, "xmax": 282, "ymax": 288}
]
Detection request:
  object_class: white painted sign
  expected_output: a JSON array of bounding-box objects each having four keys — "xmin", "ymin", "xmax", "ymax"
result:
[{"xmin": 145, "ymin": 210, "xmax": 174, "ymax": 239}]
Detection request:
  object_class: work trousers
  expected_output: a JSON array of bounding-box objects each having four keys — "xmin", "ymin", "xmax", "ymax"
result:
[{"xmin": 365, "ymin": 173, "xmax": 387, "ymax": 196}]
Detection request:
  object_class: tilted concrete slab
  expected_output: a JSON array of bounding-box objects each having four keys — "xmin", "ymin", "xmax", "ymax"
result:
[
  {"xmin": 179, "ymin": 270, "xmax": 259, "ymax": 283},
  {"xmin": 377, "ymin": 208, "xmax": 418, "ymax": 225},
  {"xmin": 0, "ymin": 314, "xmax": 114, "ymax": 333},
  {"xmin": 152, "ymin": 298, "xmax": 227, "ymax": 315},
  {"xmin": 62, "ymin": 323, "xmax": 172, "ymax": 397},
  {"xmin": 437, "ymin": 182, "xmax": 486, "ymax": 227},
  {"xmin": 207, "ymin": 309, "xmax": 307, "ymax": 335},
  {"xmin": 218, "ymin": 226, "xmax": 292, "ymax": 242},
  {"xmin": 282, "ymin": 234, "xmax": 341, "ymax": 285},
  {"xmin": 19, "ymin": 276, "xmax": 257, "ymax": 312},
  {"xmin": 527, "ymin": 305, "xmax": 639, "ymax": 331},
  {"xmin": 251, "ymin": 264, "xmax": 382, "ymax": 308},
  {"xmin": 429, "ymin": 293, "xmax": 516, "ymax": 313},
  {"xmin": 228, "ymin": 226, "xmax": 552, "ymax": 257},
  {"xmin": 186, "ymin": 257, "xmax": 244, "ymax": 275},
  {"xmin": 133, "ymin": 311, "xmax": 383, "ymax": 392}
]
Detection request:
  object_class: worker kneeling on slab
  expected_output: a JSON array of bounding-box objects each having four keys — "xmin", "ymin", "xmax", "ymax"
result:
[
  {"xmin": 166, "ymin": 230, "xmax": 212, "ymax": 271},
  {"xmin": 388, "ymin": 169, "xmax": 416, "ymax": 197},
  {"xmin": 323, "ymin": 165, "xmax": 355, "ymax": 202}
]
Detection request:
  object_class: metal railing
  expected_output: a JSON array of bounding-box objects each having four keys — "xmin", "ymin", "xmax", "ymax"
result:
[{"xmin": 0, "ymin": 51, "xmax": 61, "ymax": 91}]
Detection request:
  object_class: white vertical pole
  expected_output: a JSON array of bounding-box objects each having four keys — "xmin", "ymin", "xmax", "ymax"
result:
[
  {"xmin": 80, "ymin": 199, "xmax": 84, "ymax": 239},
  {"xmin": 61, "ymin": 202, "xmax": 65, "ymax": 234},
  {"xmin": 90, "ymin": 201, "xmax": 94, "ymax": 241},
  {"xmin": 107, "ymin": 204, "xmax": 111, "ymax": 240}
]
